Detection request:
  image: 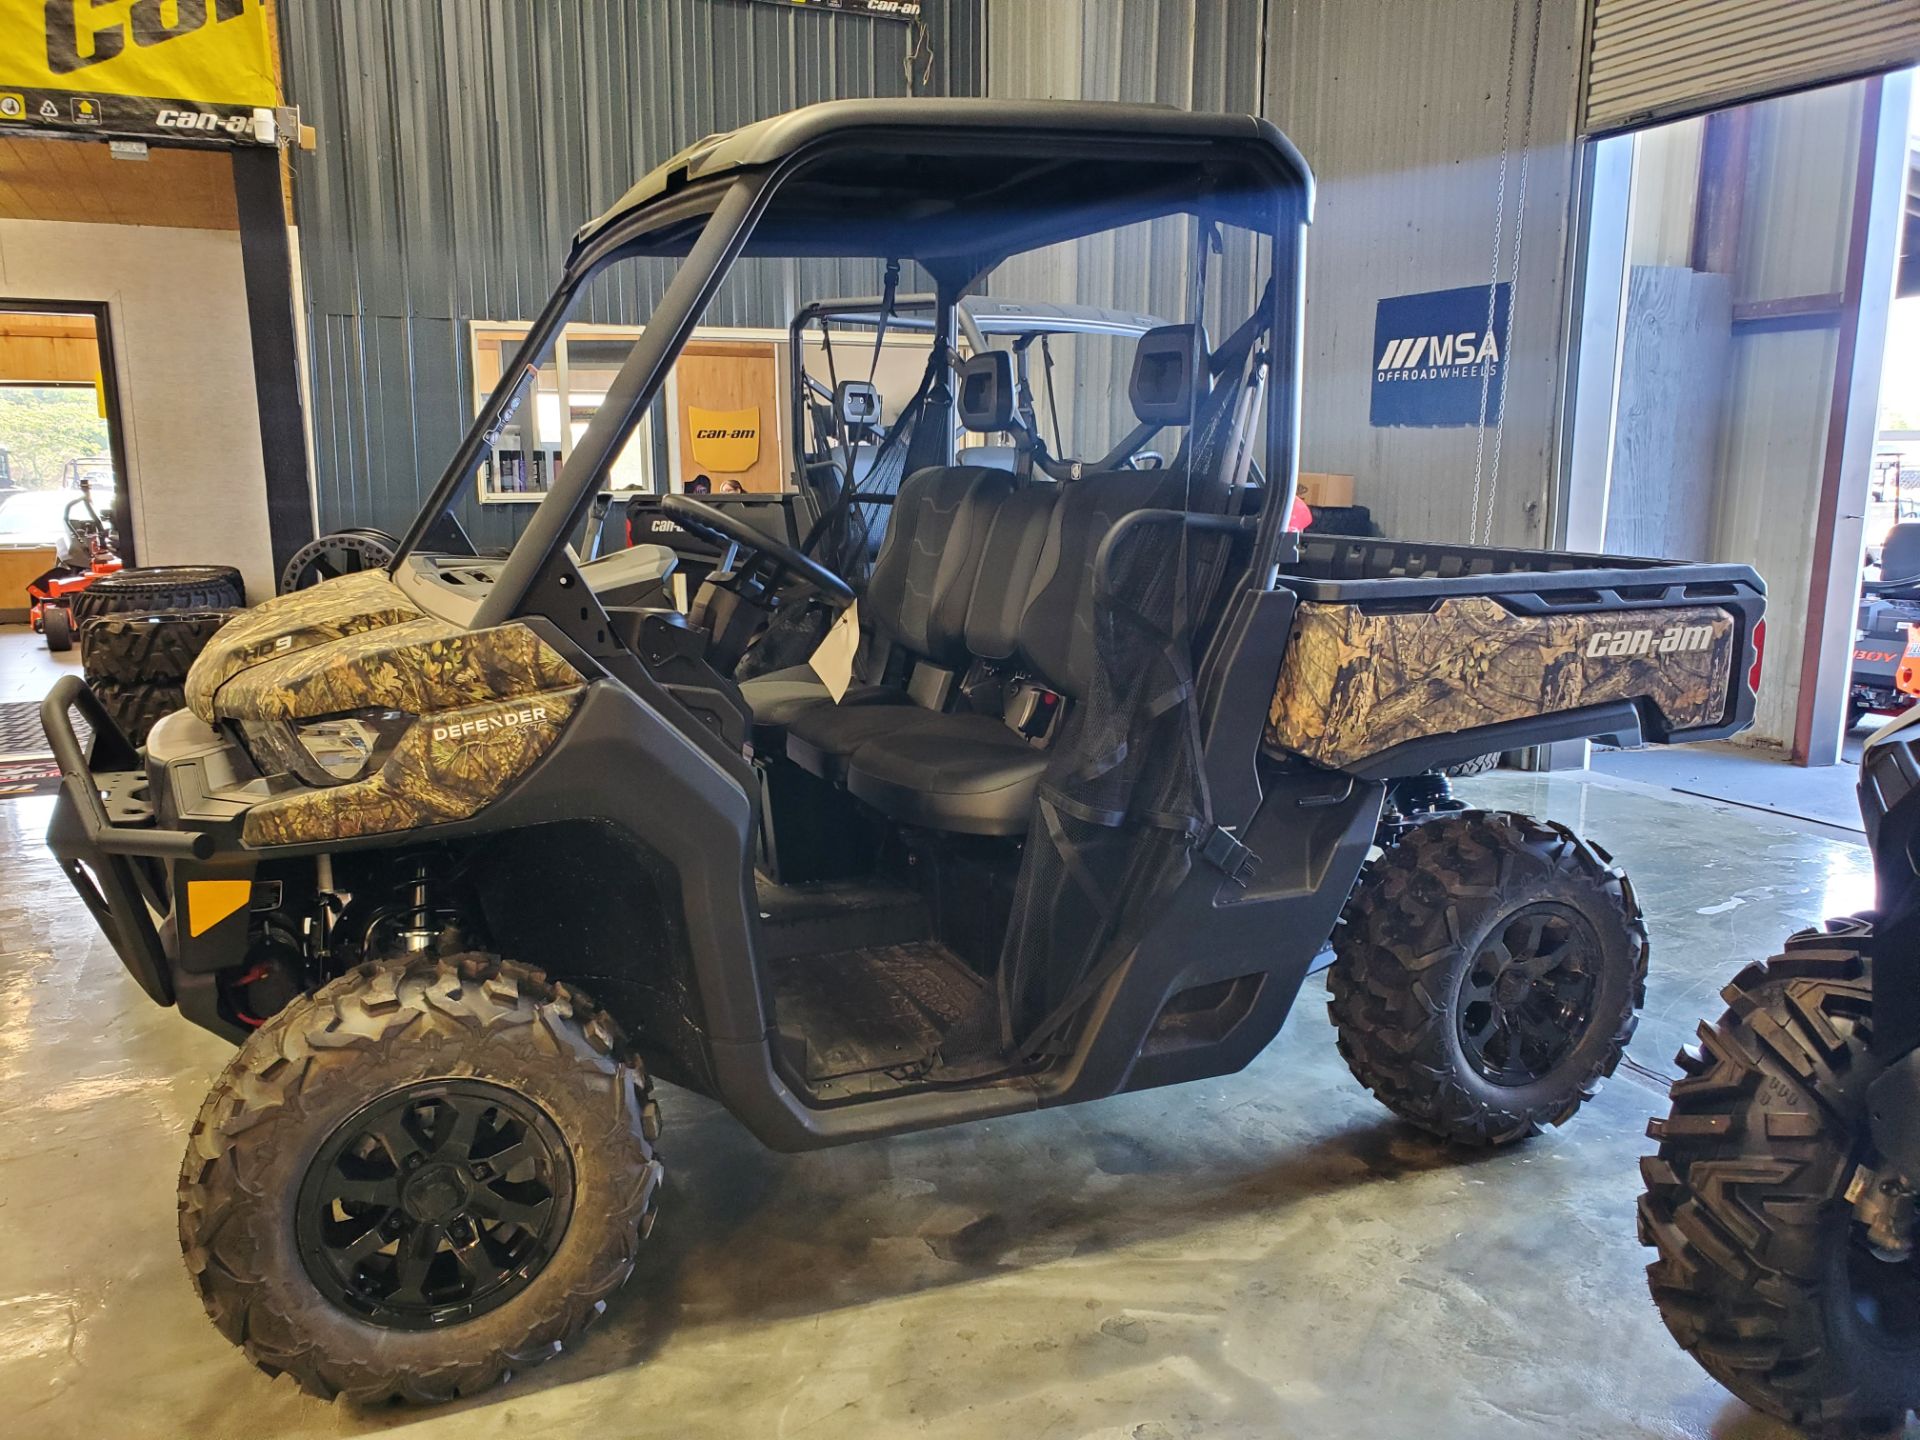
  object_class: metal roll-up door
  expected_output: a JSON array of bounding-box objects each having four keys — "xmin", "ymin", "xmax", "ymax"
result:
[{"xmin": 1585, "ymin": 0, "xmax": 1920, "ymax": 135}]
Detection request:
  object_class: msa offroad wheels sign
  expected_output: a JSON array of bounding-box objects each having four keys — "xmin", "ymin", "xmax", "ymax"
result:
[
  {"xmin": 0, "ymin": 0, "xmax": 278, "ymax": 144},
  {"xmin": 1370, "ymin": 283, "xmax": 1511, "ymax": 428}
]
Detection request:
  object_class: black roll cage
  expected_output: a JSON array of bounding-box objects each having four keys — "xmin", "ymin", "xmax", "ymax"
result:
[{"xmin": 391, "ymin": 114, "xmax": 1312, "ymax": 648}]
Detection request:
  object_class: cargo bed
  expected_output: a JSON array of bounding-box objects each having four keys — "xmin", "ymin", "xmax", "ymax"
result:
[{"xmin": 1265, "ymin": 535, "xmax": 1765, "ymax": 777}]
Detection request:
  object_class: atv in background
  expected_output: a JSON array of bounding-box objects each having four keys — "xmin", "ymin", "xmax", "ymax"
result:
[
  {"xmin": 1849, "ymin": 521, "xmax": 1920, "ymax": 730},
  {"xmin": 44, "ymin": 100, "xmax": 1763, "ymax": 1405},
  {"xmin": 1642, "ymin": 648, "xmax": 1920, "ymax": 1429}
]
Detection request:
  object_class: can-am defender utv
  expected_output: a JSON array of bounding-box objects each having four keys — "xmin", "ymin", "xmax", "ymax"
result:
[
  {"xmin": 1641, "ymin": 657, "xmax": 1920, "ymax": 1431},
  {"xmin": 44, "ymin": 100, "xmax": 1764, "ymax": 1404}
]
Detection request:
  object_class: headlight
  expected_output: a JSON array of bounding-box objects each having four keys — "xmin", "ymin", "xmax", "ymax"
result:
[{"xmin": 242, "ymin": 710, "xmax": 413, "ymax": 787}]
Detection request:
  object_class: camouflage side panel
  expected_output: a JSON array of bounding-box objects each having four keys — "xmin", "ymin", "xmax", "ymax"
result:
[
  {"xmin": 242, "ymin": 687, "xmax": 582, "ymax": 847},
  {"xmin": 208, "ymin": 618, "xmax": 579, "ymax": 723},
  {"xmin": 1265, "ymin": 597, "xmax": 1736, "ymax": 770},
  {"xmin": 186, "ymin": 571, "xmax": 424, "ymax": 722}
]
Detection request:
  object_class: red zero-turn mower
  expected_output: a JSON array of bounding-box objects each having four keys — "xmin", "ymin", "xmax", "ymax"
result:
[{"xmin": 28, "ymin": 481, "xmax": 121, "ymax": 652}]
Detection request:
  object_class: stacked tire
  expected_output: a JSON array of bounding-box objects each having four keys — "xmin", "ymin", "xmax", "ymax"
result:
[{"xmin": 76, "ymin": 567, "xmax": 245, "ymax": 745}]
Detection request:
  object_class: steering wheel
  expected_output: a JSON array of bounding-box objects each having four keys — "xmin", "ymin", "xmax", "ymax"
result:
[{"xmin": 660, "ymin": 494, "xmax": 854, "ymax": 603}]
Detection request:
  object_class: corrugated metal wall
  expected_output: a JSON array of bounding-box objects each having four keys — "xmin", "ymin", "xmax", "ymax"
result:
[
  {"xmin": 1262, "ymin": 0, "xmax": 1582, "ymax": 547},
  {"xmin": 984, "ymin": 1, "xmax": 1268, "ymax": 458},
  {"xmin": 986, "ymin": 0, "xmax": 1584, "ymax": 547},
  {"xmin": 280, "ymin": 0, "xmax": 984, "ymax": 545}
]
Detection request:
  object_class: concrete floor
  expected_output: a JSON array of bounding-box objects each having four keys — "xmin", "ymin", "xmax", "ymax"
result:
[
  {"xmin": 1592, "ymin": 734, "xmax": 1869, "ymax": 837},
  {"xmin": 0, "ymin": 723, "xmax": 1898, "ymax": 1438},
  {"xmin": 0, "ymin": 621, "xmax": 80, "ymax": 705}
]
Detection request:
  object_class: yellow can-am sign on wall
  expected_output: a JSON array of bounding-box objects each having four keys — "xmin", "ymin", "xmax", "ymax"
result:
[
  {"xmin": 687, "ymin": 407, "xmax": 762, "ymax": 474},
  {"xmin": 0, "ymin": 0, "xmax": 280, "ymax": 144}
]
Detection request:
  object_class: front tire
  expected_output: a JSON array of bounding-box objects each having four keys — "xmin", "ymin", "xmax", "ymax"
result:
[
  {"xmin": 1640, "ymin": 933, "xmax": 1920, "ymax": 1430},
  {"xmin": 1329, "ymin": 810, "xmax": 1648, "ymax": 1146},
  {"xmin": 178, "ymin": 953, "xmax": 663, "ymax": 1404}
]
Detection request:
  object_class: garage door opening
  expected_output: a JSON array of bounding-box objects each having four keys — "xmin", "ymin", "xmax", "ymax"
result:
[
  {"xmin": 1564, "ymin": 70, "xmax": 1916, "ymax": 829},
  {"xmin": 0, "ymin": 301, "xmax": 131, "ymax": 623},
  {"xmin": 1858, "ymin": 138, "xmax": 1920, "ymax": 739}
]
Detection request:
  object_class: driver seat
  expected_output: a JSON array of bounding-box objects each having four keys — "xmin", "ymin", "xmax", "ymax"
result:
[{"xmin": 737, "ymin": 463, "xmax": 1015, "ymax": 743}]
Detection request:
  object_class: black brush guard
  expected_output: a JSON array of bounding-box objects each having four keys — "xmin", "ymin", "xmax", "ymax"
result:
[{"xmin": 40, "ymin": 675, "xmax": 210, "ymax": 1006}]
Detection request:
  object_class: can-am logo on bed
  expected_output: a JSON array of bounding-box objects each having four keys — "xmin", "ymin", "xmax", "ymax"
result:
[
  {"xmin": 1369, "ymin": 284, "xmax": 1509, "ymax": 428},
  {"xmin": 1585, "ymin": 623, "xmax": 1716, "ymax": 659}
]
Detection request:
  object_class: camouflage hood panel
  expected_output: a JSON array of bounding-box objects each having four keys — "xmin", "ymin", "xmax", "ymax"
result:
[
  {"xmin": 241, "ymin": 687, "xmax": 581, "ymax": 847},
  {"xmin": 180, "ymin": 570, "xmax": 587, "ymax": 848},
  {"xmin": 185, "ymin": 571, "xmax": 425, "ymax": 722},
  {"xmin": 184, "ymin": 571, "xmax": 577, "ymax": 724},
  {"xmin": 1266, "ymin": 596, "xmax": 1736, "ymax": 771}
]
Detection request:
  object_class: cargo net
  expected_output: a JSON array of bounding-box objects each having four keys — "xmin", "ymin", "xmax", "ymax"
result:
[
  {"xmin": 993, "ymin": 330, "xmax": 1258, "ymax": 1056},
  {"xmin": 995, "ymin": 510, "xmax": 1235, "ymax": 1052}
]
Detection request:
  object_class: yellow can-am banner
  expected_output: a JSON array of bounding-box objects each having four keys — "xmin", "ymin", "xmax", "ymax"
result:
[{"xmin": 0, "ymin": 0, "xmax": 279, "ymax": 144}]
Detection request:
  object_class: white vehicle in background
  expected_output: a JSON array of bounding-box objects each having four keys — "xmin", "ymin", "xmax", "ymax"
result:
[{"xmin": 0, "ymin": 485, "xmax": 118, "ymax": 548}]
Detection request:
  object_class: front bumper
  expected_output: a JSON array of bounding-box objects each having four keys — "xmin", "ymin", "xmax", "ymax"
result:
[{"xmin": 41, "ymin": 677, "xmax": 214, "ymax": 1006}]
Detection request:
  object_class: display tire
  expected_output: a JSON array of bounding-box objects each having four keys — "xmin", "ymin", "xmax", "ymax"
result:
[
  {"xmin": 93, "ymin": 679, "xmax": 187, "ymax": 746},
  {"xmin": 178, "ymin": 953, "xmax": 663, "ymax": 1405},
  {"xmin": 80, "ymin": 610, "xmax": 235, "ymax": 686},
  {"xmin": 1442, "ymin": 752, "xmax": 1501, "ymax": 778},
  {"xmin": 71, "ymin": 565, "xmax": 244, "ymax": 623},
  {"xmin": 1640, "ymin": 930, "xmax": 1920, "ymax": 1431},
  {"xmin": 42, "ymin": 605, "xmax": 73, "ymax": 652},
  {"xmin": 1328, "ymin": 809, "xmax": 1648, "ymax": 1146}
]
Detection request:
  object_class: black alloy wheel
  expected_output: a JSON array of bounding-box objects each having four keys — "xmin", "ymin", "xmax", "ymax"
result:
[
  {"xmin": 1329, "ymin": 810, "xmax": 1647, "ymax": 1146},
  {"xmin": 296, "ymin": 1079, "xmax": 573, "ymax": 1330},
  {"xmin": 1456, "ymin": 902, "xmax": 1601, "ymax": 1087}
]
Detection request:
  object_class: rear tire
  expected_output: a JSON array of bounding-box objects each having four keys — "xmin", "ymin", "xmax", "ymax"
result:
[
  {"xmin": 178, "ymin": 953, "xmax": 663, "ymax": 1404},
  {"xmin": 1640, "ymin": 932, "xmax": 1920, "ymax": 1430},
  {"xmin": 1328, "ymin": 810, "xmax": 1648, "ymax": 1146}
]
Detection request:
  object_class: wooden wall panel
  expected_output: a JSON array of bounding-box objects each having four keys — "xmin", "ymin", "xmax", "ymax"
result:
[
  {"xmin": 0, "ymin": 311, "xmax": 97, "ymax": 384},
  {"xmin": 0, "ymin": 136, "xmax": 238, "ymax": 231},
  {"xmin": 1603, "ymin": 265, "xmax": 1730, "ymax": 560},
  {"xmin": 672, "ymin": 341, "xmax": 785, "ymax": 493}
]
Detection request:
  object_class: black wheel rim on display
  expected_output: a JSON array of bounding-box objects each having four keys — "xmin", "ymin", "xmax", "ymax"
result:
[
  {"xmin": 1456, "ymin": 902, "xmax": 1601, "ymax": 1087},
  {"xmin": 278, "ymin": 529, "xmax": 399, "ymax": 594},
  {"xmin": 295, "ymin": 1079, "xmax": 573, "ymax": 1329}
]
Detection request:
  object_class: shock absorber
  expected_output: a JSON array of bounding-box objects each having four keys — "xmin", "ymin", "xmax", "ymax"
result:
[
  {"xmin": 353, "ymin": 852, "xmax": 468, "ymax": 960},
  {"xmin": 399, "ymin": 854, "xmax": 438, "ymax": 953}
]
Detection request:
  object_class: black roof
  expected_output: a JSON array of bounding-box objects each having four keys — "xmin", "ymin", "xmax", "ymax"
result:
[{"xmin": 574, "ymin": 98, "xmax": 1313, "ymax": 262}]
